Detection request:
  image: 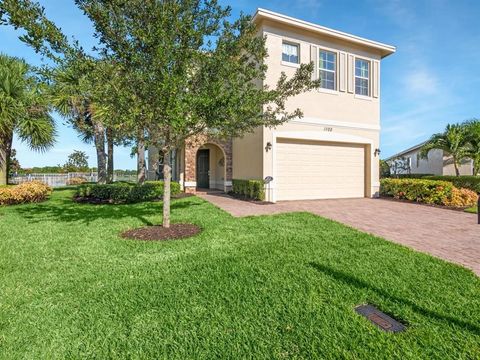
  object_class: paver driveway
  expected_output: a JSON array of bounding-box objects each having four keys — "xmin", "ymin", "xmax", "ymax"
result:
[{"xmin": 198, "ymin": 192, "xmax": 480, "ymax": 276}]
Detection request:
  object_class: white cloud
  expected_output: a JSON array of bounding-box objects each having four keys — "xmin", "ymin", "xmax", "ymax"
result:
[{"xmin": 402, "ymin": 68, "xmax": 439, "ymax": 97}]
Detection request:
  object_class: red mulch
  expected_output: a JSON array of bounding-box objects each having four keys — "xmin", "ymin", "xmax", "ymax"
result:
[{"xmin": 121, "ymin": 224, "xmax": 201, "ymax": 241}]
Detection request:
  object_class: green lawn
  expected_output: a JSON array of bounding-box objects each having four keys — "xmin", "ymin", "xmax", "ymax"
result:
[
  {"xmin": 466, "ymin": 206, "xmax": 478, "ymax": 214},
  {"xmin": 1, "ymin": 189, "xmax": 479, "ymax": 359}
]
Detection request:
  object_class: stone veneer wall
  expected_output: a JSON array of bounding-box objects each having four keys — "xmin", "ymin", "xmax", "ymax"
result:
[{"xmin": 184, "ymin": 134, "xmax": 232, "ymax": 193}]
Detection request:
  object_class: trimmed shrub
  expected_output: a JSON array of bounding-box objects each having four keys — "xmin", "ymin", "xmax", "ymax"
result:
[
  {"xmin": 0, "ymin": 181, "xmax": 52, "ymax": 205},
  {"xmin": 380, "ymin": 178, "xmax": 478, "ymax": 208},
  {"xmin": 75, "ymin": 181, "xmax": 181, "ymax": 204},
  {"xmin": 232, "ymin": 179, "xmax": 265, "ymax": 201},
  {"xmin": 67, "ymin": 177, "xmax": 88, "ymax": 185},
  {"xmin": 443, "ymin": 187, "xmax": 478, "ymax": 208},
  {"xmin": 423, "ymin": 176, "xmax": 480, "ymax": 194},
  {"xmin": 380, "ymin": 178, "xmax": 454, "ymax": 205}
]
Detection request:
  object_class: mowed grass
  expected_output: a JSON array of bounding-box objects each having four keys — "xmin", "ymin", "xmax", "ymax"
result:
[
  {"xmin": 1, "ymin": 189, "xmax": 479, "ymax": 359},
  {"xmin": 466, "ymin": 206, "xmax": 478, "ymax": 214}
]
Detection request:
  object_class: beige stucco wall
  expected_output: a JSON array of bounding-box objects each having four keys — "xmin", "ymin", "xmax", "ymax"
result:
[
  {"xmin": 232, "ymin": 126, "xmax": 264, "ymax": 180},
  {"xmin": 262, "ymin": 21, "xmax": 381, "ymax": 126},
  {"xmin": 256, "ymin": 20, "xmax": 382, "ymax": 200}
]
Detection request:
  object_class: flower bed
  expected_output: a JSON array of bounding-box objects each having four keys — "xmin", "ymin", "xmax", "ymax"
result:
[
  {"xmin": 0, "ymin": 181, "xmax": 52, "ymax": 206},
  {"xmin": 380, "ymin": 178, "xmax": 478, "ymax": 208}
]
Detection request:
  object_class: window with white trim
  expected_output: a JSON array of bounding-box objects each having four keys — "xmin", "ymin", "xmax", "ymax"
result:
[
  {"xmin": 282, "ymin": 42, "xmax": 299, "ymax": 64},
  {"xmin": 319, "ymin": 50, "xmax": 336, "ymax": 90},
  {"xmin": 355, "ymin": 59, "xmax": 370, "ymax": 96}
]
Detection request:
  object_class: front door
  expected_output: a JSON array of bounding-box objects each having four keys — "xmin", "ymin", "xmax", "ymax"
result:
[{"xmin": 196, "ymin": 149, "xmax": 210, "ymax": 188}]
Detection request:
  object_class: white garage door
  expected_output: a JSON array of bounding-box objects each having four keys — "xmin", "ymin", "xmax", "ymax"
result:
[{"xmin": 275, "ymin": 139, "xmax": 366, "ymax": 201}]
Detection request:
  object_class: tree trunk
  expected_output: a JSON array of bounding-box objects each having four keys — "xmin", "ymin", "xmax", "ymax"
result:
[
  {"xmin": 4, "ymin": 132, "xmax": 13, "ymax": 185},
  {"xmin": 453, "ymin": 158, "xmax": 460, "ymax": 177},
  {"xmin": 137, "ymin": 137, "xmax": 146, "ymax": 184},
  {"xmin": 473, "ymin": 159, "xmax": 480, "ymax": 176},
  {"xmin": 93, "ymin": 120, "xmax": 107, "ymax": 184},
  {"xmin": 0, "ymin": 135, "xmax": 7, "ymax": 186},
  {"xmin": 162, "ymin": 149, "xmax": 171, "ymax": 228},
  {"xmin": 106, "ymin": 128, "xmax": 114, "ymax": 184}
]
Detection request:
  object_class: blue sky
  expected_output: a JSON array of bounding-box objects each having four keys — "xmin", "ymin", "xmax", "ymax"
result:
[{"xmin": 1, "ymin": 0, "xmax": 479, "ymax": 169}]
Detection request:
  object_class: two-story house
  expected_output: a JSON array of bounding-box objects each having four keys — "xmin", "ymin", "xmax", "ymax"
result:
[{"xmin": 147, "ymin": 9, "xmax": 396, "ymax": 202}]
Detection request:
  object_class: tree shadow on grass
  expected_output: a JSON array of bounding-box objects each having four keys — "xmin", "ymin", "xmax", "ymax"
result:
[
  {"xmin": 309, "ymin": 262, "xmax": 480, "ymax": 336},
  {"xmin": 13, "ymin": 198, "xmax": 202, "ymax": 225}
]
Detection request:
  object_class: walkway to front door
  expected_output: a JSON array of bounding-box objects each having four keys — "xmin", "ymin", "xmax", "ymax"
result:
[{"xmin": 197, "ymin": 192, "xmax": 480, "ymax": 276}]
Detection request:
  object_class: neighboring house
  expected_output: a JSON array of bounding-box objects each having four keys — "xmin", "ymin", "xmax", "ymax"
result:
[
  {"xmin": 148, "ymin": 8, "xmax": 396, "ymax": 202},
  {"xmin": 386, "ymin": 142, "xmax": 474, "ymax": 176}
]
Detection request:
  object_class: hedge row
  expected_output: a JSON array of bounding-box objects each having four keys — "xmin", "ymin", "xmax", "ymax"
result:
[
  {"xmin": 232, "ymin": 179, "xmax": 265, "ymax": 201},
  {"xmin": 0, "ymin": 181, "xmax": 52, "ymax": 205},
  {"xmin": 380, "ymin": 178, "xmax": 478, "ymax": 208},
  {"xmin": 388, "ymin": 174, "xmax": 434, "ymax": 179},
  {"xmin": 75, "ymin": 181, "xmax": 181, "ymax": 204},
  {"xmin": 423, "ymin": 176, "xmax": 480, "ymax": 194}
]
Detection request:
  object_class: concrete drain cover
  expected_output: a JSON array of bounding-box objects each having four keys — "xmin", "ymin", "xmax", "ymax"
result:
[{"xmin": 355, "ymin": 304, "xmax": 406, "ymax": 333}]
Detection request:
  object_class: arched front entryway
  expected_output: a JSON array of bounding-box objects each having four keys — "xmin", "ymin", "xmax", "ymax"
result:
[
  {"xmin": 184, "ymin": 135, "xmax": 232, "ymax": 193},
  {"xmin": 195, "ymin": 143, "xmax": 226, "ymax": 190}
]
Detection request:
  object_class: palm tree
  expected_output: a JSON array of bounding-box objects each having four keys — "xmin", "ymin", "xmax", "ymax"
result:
[
  {"xmin": 0, "ymin": 54, "xmax": 55, "ymax": 185},
  {"xmin": 464, "ymin": 119, "xmax": 480, "ymax": 176},
  {"xmin": 420, "ymin": 124, "xmax": 469, "ymax": 176},
  {"xmin": 50, "ymin": 61, "xmax": 109, "ymax": 184}
]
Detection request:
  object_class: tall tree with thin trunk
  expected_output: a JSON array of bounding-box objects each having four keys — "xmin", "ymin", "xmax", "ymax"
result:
[
  {"xmin": 50, "ymin": 61, "xmax": 109, "ymax": 183},
  {"xmin": 421, "ymin": 124, "xmax": 469, "ymax": 176},
  {"xmin": 2, "ymin": 0, "xmax": 319, "ymax": 227},
  {"xmin": 464, "ymin": 119, "xmax": 480, "ymax": 176},
  {"xmin": 0, "ymin": 54, "xmax": 55, "ymax": 185},
  {"xmin": 1, "ymin": 0, "xmax": 120, "ymax": 184},
  {"xmin": 76, "ymin": 0, "xmax": 319, "ymax": 227},
  {"xmin": 136, "ymin": 132, "xmax": 146, "ymax": 184}
]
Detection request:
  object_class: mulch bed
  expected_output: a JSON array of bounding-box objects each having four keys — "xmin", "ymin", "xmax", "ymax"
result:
[
  {"xmin": 379, "ymin": 196, "xmax": 474, "ymax": 213},
  {"xmin": 227, "ymin": 192, "xmax": 272, "ymax": 205},
  {"xmin": 121, "ymin": 223, "xmax": 201, "ymax": 241}
]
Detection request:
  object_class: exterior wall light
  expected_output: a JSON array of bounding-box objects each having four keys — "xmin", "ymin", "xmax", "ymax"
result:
[
  {"xmin": 374, "ymin": 148, "xmax": 381, "ymax": 157},
  {"xmin": 265, "ymin": 142, "xmax": 272, "ymax": 152}
]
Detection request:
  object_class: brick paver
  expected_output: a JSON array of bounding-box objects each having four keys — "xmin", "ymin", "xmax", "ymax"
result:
[{"xmin": 198, "ymin": 192, "xmax": 480, "ymax": 276}]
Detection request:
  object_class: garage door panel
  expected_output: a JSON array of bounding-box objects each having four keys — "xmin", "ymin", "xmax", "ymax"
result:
[{"xmin": 275, "ymin": 139, "xmax": 365, "ymax": 201}]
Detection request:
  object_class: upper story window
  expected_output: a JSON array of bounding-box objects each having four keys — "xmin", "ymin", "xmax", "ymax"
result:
[
  {"xmin": 282, "ymin": 42, "xmax": 299, "ymax": 64},
  {"xmin": 355, "ymin": 59, "xmax": 370, "ymax": 96},
  {"xmin": 319, "ymin": 50, "xmax": 336, "ymax": 90}
]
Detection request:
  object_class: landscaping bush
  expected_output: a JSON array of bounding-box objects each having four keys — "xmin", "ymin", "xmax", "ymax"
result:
[
  {"xmin": 0, "ymin": 181, "xmax": 52, "ymax": 205},
  {"xmin": 443, "ymin": 187, "xmax": 478, "ymax": 208},
  {"xmin": 66, "ymin": 177, "xmax": 88, "ymax": 185},
  {"xmin": 380, "ymin": 178, "xmax": 454, "ymax": 205},
  {"xmin": 75, "ymin": 181, "xmax": 181, "ymax": 204},
  {"xmin": 423, "ymin": 175, "xmax": 480, "ymax": 193},
  {"xmin": 232, "ymin": 179, "xmax": 265, "ymax": 201},
  {"xmin": 380, "ymin": 178, "xmax": 478, "ymax": 208}
]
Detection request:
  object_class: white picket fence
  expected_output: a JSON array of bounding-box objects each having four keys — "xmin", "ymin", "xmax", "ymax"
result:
[{"xmin": 9, "ymin": 172, "xmax": 137, "ymax": 187}]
